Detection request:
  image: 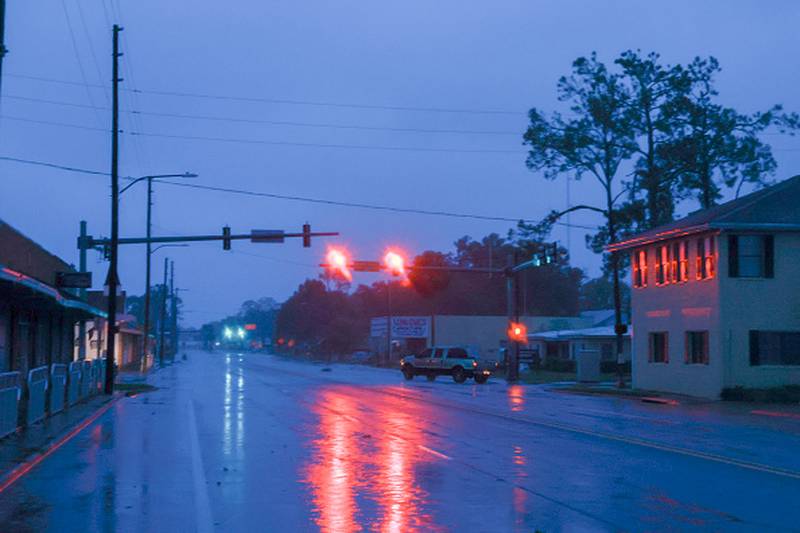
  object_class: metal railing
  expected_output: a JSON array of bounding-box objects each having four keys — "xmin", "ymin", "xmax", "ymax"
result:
[
  {"xmin": 79, "ymin": 360, "xmax": 93, "ymax": 399},
  {"xmin": 26, "ymin": 366, "xmax": 49, "ymax": 426},
  {"xmin": 49, "ymin": 364, "xmax": 68, "ymax": 415},
  {"xmin": 67, "ymin": 361, "xmax": 82, "ymax": 406},
  {"xmin": 0, "ymin": 372, "xmax": 21, "ymax": 439}
]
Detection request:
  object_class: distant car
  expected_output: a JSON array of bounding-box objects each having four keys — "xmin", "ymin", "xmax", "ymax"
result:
[{"xmin": 400, "ymin": 346, "xmax": 492, "ymax": 384}]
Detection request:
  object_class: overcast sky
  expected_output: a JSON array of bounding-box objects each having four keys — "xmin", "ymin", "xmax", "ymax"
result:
[{"xmin": 2, "ymin": 1, "xmax": 799, "ymax": 327}]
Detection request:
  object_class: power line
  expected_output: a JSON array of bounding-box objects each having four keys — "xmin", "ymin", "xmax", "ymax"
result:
[
  {"xmin": 2, "ymin": 94, "xmax": 519, "ymax": 136},
  {"xmin": 0, "ymin": 154, "xmax": 599, "ymax": 229},
  {"xmin": 59, "ymin": 1, "xmax": 104, "ymax": 127},
  {"xmin": 1, "ymin": 113, "xmax": 521, "ymax": 154},
  {"xmin": 5, "ymin": 72, "xmax": 522, "ymax": 116},
  {"xmin": 0, "ymin": 155, "xmax": 109, "ymax": 175}
]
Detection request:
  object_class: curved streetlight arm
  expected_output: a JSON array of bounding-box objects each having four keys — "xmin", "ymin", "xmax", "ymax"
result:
[
  {"xmin": 151, "ymin": 243, "xmax": 189, "ymax": 255},
  {"xmin": 120, "ymin": 173, "xmax": 198, "ymax": 195}
]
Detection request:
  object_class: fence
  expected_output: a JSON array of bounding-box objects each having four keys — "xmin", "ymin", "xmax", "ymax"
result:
[
  {"xmin": 26, "ymin": 366, "xmax": 49, "ymax": 426},
  {"xmin": 79, "ymin": 360, "xmax": 93, "ymax": 399},
  {"xmin": 67, "ymin": 361, "xmax": 82, "ymax": 406},
  {"xmin": 0, "ymin": 372, "xmax": 21, "ymax": 439},
  {"xmin": 50, "ymin": 364, "xmax": 68, "ymax": 415}
]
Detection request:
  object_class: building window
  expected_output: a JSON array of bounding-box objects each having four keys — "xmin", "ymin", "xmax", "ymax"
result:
[
  {"xmin": 696, "ymin": 236, "xmax": 716, "ymax": 280},
  {"xmin": 670, "ymin": 241, "xmax": 688, "ymax": 283},
  {"xmin": 633, "ymin": 249, "xmax": 648, "ymax": 288},
  {"xmin": 685, "ymin": 331, "xmax": 709, "ymax": 364},
  {"xmin": 655, "ymin": 245, "xmax": 671, "ymax": 285},
  {"xmin": 648, "ymin": 332, "xmax": 669, "ymax": 363},
  {"xmin": 729, "ymin": 235, "xmax": 774, "ymax": 278},
  {"xmin": 749, "ymin": 331, "xmax": 800, "ymax": 366}
]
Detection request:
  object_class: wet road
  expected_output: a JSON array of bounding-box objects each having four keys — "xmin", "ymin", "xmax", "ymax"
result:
[{"xmin": 1, "ymin": 350, "xmax": 800, "ymax": 532}]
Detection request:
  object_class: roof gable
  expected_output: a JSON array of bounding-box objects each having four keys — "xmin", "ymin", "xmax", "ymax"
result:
[{"xmin": 609, "ymin": 175, "xmax": 800, "ymax": 251}]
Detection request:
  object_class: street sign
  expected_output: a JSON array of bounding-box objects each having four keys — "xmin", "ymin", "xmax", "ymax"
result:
[
  {"xmin": 352, "ymin": 260, "xmax": 381, "ymax": 272},
  {"xmin": 56, "ymin": 272, "xmax": 92, "ymax": 289},
  {"xmin": 250, "ymin": 230, "xmax": 285, "ymax": 243},
  {"xmin": 370, "ymin": 316, "xmax": 430, "ymax": 338}
]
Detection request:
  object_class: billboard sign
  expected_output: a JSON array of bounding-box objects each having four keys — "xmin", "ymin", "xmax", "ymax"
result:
[{"xmin": 370, "ymin": 316, "xmax": 430, "ymax": 339}]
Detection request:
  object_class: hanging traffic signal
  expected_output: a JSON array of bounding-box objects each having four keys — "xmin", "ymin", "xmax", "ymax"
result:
[
  {"xmin": 507, "ymin": 321, "xmax": 528, "ymax": 344},
  {"xmin": 222, "ymin": 226, "xmax": 231, "ymax": 250},
  {"xmin": 325, "ymin": 247, "xmax": 352, "ymax": 281},
  {"xmin": 383, "ymin": 250, "xmax": 406, "ymax": 277},
  {"xmin": 302, "ymin": 223, "xmax": 311, "ymax": 248}
]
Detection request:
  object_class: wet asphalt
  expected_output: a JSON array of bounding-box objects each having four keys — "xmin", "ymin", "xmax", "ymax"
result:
[{"xmin": 1, "ymin": 349, "xmax": 799, "ymax": 532}]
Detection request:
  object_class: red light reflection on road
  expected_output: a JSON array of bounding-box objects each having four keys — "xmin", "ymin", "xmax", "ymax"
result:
[
  {"xmin": 507, "ymin": 385, "xmax": 525, "ymax": 412},
  {"xmin": 302, "ymin": 386, "xmax": 441, "ymax": 532}
]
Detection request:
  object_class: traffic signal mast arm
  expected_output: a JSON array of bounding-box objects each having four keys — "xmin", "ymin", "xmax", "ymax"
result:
[{"xmin": 81, "ymin": 228, "xmax": 338, "ymax": 248}]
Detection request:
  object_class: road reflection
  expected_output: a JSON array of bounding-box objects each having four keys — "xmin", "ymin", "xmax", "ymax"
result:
[
  {"xmin": 302, "ymin": 386, "xmax": 440, "ymax": 532},
  {"xmin": 507, "ymin": 384, "xmax": 525, "ymax": 412}
]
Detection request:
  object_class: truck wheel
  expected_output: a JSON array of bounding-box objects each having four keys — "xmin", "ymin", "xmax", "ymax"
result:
[
  {"xmin": 474, "ymin": 373, "xmax": 488, "ymax": 384},
  {"xmin": 402, "ymin": 366, "xmax": 415, "ymax": 380},
  {"xmin": 452, "ymin": 367, "xmax": 467, "ymax": 383},
  {"xmin": 426, "ymin": 373, "xmax": 436, "ymax": 382}
]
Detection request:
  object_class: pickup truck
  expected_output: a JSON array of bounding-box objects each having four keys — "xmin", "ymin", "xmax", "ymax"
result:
[{"xmin": 400, "ymin": 346, "xmax": 492, "ymax": 384}]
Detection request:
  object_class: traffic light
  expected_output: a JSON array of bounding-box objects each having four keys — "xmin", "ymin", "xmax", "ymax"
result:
[
  {"xmin": 507, "ymin": 321, "xmax": 528, "ymax": 344},
  {"xmin": 222, "ymin": 226, "xmax": 231, "ymax": 250},
  {"xmin": 302, "ymin": 223, "xmax": 311, "ymax": 248},
  {"xmin": 325, "ymin": 247, "xmax": 352, "ymax": 281},
  {"xmin": 541, "ymin": 242, "xmax": 559, "ymax": 264},
  {"xmin": 383, "ymin": 250, "xmax": 406, "ymax": 277}
]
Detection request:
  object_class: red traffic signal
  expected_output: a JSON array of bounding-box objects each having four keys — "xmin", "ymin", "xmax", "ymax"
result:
[
  {"xmin": 325, "ymin": 247, "xmax": 352, "ymax": 281},
  {"xmin": 383, "ymin": 250, "xmax": 406, "ymax": 277},
  {"xmin": 507, "ymin": 322, "xmax": 528, "ymax": 344}
]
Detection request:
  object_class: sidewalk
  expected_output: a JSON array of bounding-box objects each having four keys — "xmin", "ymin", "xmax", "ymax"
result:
[
  {"xmin": 0, "ymin": 393, "xmax": 118, "ymax": 490},
  {"xmin": 0, "ymin": 364, "xmax": 161, "ymax": 491}
]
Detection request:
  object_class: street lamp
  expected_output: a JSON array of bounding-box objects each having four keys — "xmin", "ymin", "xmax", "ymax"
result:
[{"xmin": 119, "ymin": 173, "xmax": 197, "ymax": 367}]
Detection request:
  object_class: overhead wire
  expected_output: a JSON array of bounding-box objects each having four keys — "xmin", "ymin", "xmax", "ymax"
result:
[
  {"xmin": 0, "ymin": 154, "xmax": 599, "ymax": 230},
  {"xmin": 59, "ymin": 1, "xmax": 104, "ymax": 128},
  {"xmin": 4, "ymin": 73, "xmax": 521, "ymax": 116},
  {"xmin": 1, "ymin": 94, "xmax": 519, "ymax": 136},
  {"xmin": 0, "ymin": 113, "xmax": 522, "ymax": 154}
]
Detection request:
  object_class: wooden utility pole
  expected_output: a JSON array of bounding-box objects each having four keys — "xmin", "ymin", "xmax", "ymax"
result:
[
  {"xmin": 0, "ymin": 0, "xmax": 7, "ymax": 104},
  {"xmin": 104, "ymin": 24, "xmax": 122, "ymax": 395},
  {"xmin": 169, "ymin": 260, "xmax": 176, "ymax": 359},
  {"xmin": 142, "ymin": 177, "xmax": 153, "ymax": 367},
  {"xmin": 158, "ymin": 256, "xmax": 168, "ymax": 366}
]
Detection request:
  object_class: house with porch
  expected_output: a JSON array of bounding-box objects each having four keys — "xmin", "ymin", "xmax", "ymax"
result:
[{"xmin": 608, "ymin": 175, "xmax": 800, "ymax": 398}]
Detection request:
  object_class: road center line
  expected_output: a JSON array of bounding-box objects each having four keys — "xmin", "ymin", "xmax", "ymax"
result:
[{"xmin": 188, "ymin": 399, "xmax": 214, "ymax": 533}]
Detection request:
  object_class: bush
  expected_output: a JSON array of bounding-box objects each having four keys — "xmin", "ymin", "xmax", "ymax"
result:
[
  {"xmin": 542, "ymin": 358, "xmax": 576, "ymax": 373},
  {"xmin": 721, "ymin": 385, "xmax": 800, "ymax": 404},
  {"xmin": 601, "ymin": 361, "xmax": 631, "ymax": 374}
]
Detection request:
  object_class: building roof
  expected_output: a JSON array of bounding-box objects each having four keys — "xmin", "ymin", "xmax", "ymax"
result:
[
  {"xmin": 608, "ymin": 175, "xmax": 800, "ymax": 252},
  {"xmin": 528, "ymin": 326, "xmax": 629, "ymax": 342},
  {"xmin": 0, "ymin": 219, "xmax": 76, "ymax": 286}
]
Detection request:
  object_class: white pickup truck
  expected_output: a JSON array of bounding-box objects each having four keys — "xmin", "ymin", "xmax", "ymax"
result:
[{"xmin": 400, "ymin": 346, "xmax": 493, "ymax": 384}]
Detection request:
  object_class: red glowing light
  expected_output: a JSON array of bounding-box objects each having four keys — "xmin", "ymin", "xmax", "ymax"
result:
[
  {"xmin": 383, "ymin": 250, "xmax": 406, "ymax": 276},
  {"xmin": 244, "ymin": 323, "xmax": 257, "ymax": 331},
  {"xmin": 287, "ymin": 339, "xmax": 296, "ymax": 348},
  {"xmin": 507, "ymin": 322, "xmax": 528, "ymax": 343},
  {"xmin": 326, "ymin": 247, "xmax": 352, "ymax": 282}
]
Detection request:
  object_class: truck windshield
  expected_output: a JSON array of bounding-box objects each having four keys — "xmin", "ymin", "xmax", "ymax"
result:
[
  {"xmin": 447, "ymin": 348, "xmax": 469, "ymax": 359},
  {"xmin": 433, "ymin": 348, "xmax": 445, "ymax": 358},
  {"xmin": 419, "ymin": 348, "xmax": 433, "ymax": 357}
]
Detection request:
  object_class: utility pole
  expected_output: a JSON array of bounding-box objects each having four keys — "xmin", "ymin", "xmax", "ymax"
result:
[
  {"xmin": 169, "ymin": 260, "xmax": 176, "ymax": 359},
  {"xmin": 0, "ymin": 0, "xmax": 7, "ymax": 104},
  {"xmin": 142, "ymin": 177, "xmax": 153, "ymax": 368},
  {"xmin": 505, "ymin": 254, "xmax": 520, "ymax": 381},
  {"xmin": 385, "ymin": 282, "xmax": 392, "ymax": 367},
  {"xmin": 78, "ymin": 220, "xmax": 88, "ymax": 360},
  {"xmin": 104, "ymin": 24, "xmax": 122, "ymax": 395},
  {"xmin": 158, "ymin": 256, "xmax": 168, "ymax": 366}
]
